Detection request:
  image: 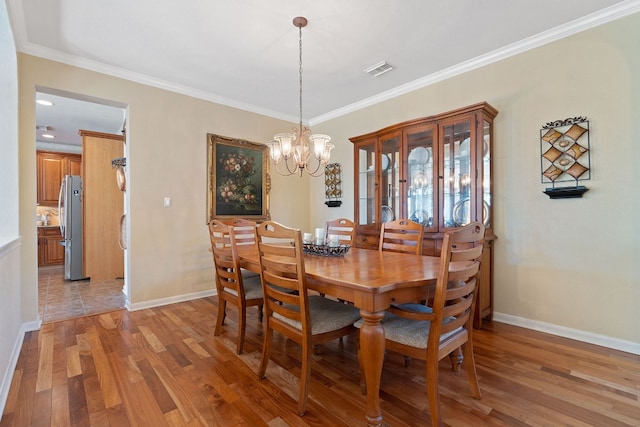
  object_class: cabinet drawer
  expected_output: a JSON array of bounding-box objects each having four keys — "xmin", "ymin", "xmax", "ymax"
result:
[
  {"xmin": 353, "ymin": 234, "xmax": 378, "ymax": 250},
  {"xmin": 39, "ymin": 226, "xmax": 62, "ymax": 237}
]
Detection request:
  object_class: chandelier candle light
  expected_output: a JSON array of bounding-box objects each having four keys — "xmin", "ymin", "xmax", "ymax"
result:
[{"xmin": 267, "ymin": 17, "xmax": 333, "ymax": 177}]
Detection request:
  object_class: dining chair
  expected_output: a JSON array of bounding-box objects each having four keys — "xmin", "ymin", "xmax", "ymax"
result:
[
  {"xmin": 255, "ymin": 221, "xmax": 361, "ymax": 416},
  {"xmin": 324, "ymin": 218, "xmax": 356, "ymax": 245},
  {"xmin": 221, "ymin": 218, "xmax": 259, "ymax": 279},
  {"xmin": 358, "ymin": 222, "xmax": 484, "ymax": 426},
  {"xmin": 378, "ymin": 218, "xmax": 424, "ymax": 254},
  {"xmin": 209, "ymin": 220, "xmax": 263, "ymax": 355}
]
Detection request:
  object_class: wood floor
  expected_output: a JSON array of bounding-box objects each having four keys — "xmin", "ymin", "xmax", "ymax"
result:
[{"xmin": 2, "ymin": 296, "xmax": 639, "ymax": 426}]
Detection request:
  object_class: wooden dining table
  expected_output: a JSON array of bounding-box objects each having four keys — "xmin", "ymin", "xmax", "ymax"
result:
[{"xmin": 236, "ymin": 245, "xmax": 444, "ymax": 427}]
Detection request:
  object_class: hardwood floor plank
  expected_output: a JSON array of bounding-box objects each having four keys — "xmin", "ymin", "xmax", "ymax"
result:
[
  {"xmin": 67, "ymin": 375, "xmax": 89, "ymax": 427},
  {"xmin": 2, "ymin": 367, "xmax": 22, "ymax": 415},
  {"xmin": 31, "ymin": 389, "xmax": 51, "ymax": 427},
  {"xmin": 66, "ymin": 345, "xmax": 82, "ymax": 378},
  {"xmin": 35, "ymin": 331, "xmax": 53, "ymax": 393},
  {"xmin": 51, "ymin": 382, "xmax": 71, "ymax": 427},
  {"xmin": 86, "ymin": 324, "xmax": 122, "ymax": 408}
]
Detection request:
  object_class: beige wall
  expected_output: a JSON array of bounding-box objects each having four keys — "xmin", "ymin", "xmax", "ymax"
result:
[
  {"xmin": 18, "ymin": 54, "xmax": 311, "ymax": 312},
  {"xmin": 312, "ymin": 13, "xmax": 640, "ymax": 347},
  {"xmin": 15, "ymin": 12, "xmax": 640, "ymax": 351}
]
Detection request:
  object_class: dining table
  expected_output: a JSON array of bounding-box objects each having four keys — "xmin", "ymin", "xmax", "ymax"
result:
[{"xmin": 236, "ymin": 244, "xmax": 445, "ymax": 427}]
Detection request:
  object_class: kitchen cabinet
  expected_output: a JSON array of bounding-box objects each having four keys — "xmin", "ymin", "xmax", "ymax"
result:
[
  {"xmin": 38, "ymin": 226, "xmax": 64, "ymax": 266},
  {"xmin": 350, "ymin": 102, "xmax": 498, "ymax": 327},
  {"xmin": 36, "ymin": 151, "xmax": 82, "ymax": 206}
]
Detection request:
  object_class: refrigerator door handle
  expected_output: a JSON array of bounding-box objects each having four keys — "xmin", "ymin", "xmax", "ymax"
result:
[{"xmin": 58, "ymin": 176, "xmax": 66, "ymax": 237}]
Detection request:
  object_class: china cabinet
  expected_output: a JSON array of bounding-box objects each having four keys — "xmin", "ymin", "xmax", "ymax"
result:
[{"xmin": 350, "ymin": 102, "xmax": 498, "ymax": 327}]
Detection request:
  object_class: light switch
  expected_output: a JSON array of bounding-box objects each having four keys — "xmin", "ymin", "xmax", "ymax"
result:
[{"xmin": 163, "ymin": 197, "xmax": 171, "ymax": 207}]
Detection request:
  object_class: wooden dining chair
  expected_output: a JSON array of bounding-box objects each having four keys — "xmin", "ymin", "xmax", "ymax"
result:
[
  {"xmin": 255, "ymin": 221, "xmax": 361, "ymax": 416},
  {"xmin": 325, "ymin": 218, "xmax": 356, "ymax": 245},
  {"xmin": 221, "ymin": 218, "xmax": 259, "ymax": 279},
  {"xmin": 358, "ymin": 222, "xmax": 484, "ymax": 426},
  {"xmin": 209, "ymin": 220, "xmax": 263, "ymax": 355},
  {"xmin": 378, "ymin": 218, "xmax": 424, "ymax": 254}
]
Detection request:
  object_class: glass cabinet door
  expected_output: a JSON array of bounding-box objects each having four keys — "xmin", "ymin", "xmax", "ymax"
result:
[
  {"xmin": 356, "ymin": 140, "xmax": 376, "ymax": 226},
  {"xmin": 380, "ymin": 133, "xmax": 400, "ymax": 223},
  {"xmin": 481, "ymin": 119, "xmax": 491, "ymax": 228},
  {"xmin": 442, "ymin": 120, "xmax": 472, "ymax": 229},
  {"xmin": 405, "ymin": 126, "xmax": 435, "ymax": 229}
]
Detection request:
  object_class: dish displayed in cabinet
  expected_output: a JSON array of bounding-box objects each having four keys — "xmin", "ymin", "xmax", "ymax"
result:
[
  {"xmin": 381, "ymin": 205, "xmax": 394, "ymax": 223},
  {"xmin": 452, "ymin": 199, "xmax": 490, "ymax": 227}
]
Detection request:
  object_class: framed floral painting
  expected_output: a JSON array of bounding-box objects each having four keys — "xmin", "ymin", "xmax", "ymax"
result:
[{"xmin": 207, "ymin": 134, "xmax": 270, "ymax": 222}]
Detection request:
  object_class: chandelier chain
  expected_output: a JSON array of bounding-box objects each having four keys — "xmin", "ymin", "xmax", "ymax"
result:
[{"xmin": 298, "ymin": 24, "xmax": 303, "ymax": 132}]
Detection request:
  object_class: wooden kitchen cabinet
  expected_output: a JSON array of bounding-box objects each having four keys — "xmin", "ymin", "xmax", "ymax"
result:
[
  {"xmin": 350, "ymin": 102, "xmax": 498, "ymax": 328},
  {"xmin": 38, "ymin": 226, "xmax": 64, "ymax": 266},
  {"xmin": 36, "ymin": 151, "xmax": 82, "ymax": 206}
]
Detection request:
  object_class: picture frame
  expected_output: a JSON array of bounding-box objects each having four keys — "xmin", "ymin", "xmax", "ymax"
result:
[{"xmin": 207, "ymin": 134, "xmax": 270, "ymax": 223}]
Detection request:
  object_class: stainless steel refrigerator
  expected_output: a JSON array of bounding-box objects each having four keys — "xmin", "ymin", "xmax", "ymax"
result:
[{"xmin": 58, "ymin": 175, "xmax": 86, "ymax": 281}]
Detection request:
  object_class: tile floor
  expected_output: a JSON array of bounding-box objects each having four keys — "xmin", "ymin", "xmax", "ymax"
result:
[{"xmin": 38, "ymin": 265, "xmax": 126, "ymax": 323}]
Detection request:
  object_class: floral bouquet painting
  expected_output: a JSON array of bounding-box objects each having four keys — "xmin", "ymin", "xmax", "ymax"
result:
[
  {"xmin": 208, "ymin": 134, "xmax": 268, "ymax": 218},
  {"xmin": 217, "ymin": 150, "xmax": 259, "ymax": 206}
]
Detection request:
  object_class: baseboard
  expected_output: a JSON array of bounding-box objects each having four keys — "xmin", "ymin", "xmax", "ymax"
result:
[
  {"xmin": 0, "ymin": 319, "xmax": 42, "ymax": 416},
  {"xmin": 493, "ymin": 312, "xmax": 640, "ymax": 355},
  {"xmin": 126, "ymin": 288, "xmax": 217, "ymax": 312}
]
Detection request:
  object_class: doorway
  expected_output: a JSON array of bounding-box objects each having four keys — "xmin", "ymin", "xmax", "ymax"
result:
[{"xmin": 35, "ymin": 89, "xmax": 127, "ymax": 323}]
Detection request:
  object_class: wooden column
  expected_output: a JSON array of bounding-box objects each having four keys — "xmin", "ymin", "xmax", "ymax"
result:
[{"xmin": 80, "ymin": 130, "xmax": 124, "ymax": 281}]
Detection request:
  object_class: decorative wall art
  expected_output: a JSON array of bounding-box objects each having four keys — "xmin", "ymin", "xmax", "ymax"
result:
[
  {"xmin": 540, "ymin": 116, "xmax": 590, "ymax": 199},
  {"xmin": 324, "ymin": 163, "xmax": 343, "ymax": 207},
  {"xmin": 207, "ymin": 134, "xmax": 270, "ymax": 222}
]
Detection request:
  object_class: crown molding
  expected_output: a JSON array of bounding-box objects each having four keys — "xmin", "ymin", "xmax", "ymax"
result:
[{"xmin": 8, "ymin": 0, "xmax": 640, "ymax": 126}]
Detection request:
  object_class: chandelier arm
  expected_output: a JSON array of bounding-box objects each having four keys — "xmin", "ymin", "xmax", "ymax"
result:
[
  {"xmin": 304, "ymin": 161, "xmax": 325, "ymax": 177},
  {"xmin": 273, "ymin": 160, "xmax": 296, "ymax": 177}
]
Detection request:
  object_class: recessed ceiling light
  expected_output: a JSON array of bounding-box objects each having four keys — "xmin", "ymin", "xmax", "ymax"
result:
[
  {"xmin": 36, "ymin": 99, "xmax": 54, "ymax": 106},
  {"xmin": 42, "ymin": 134, "xmax": 55, "ymax": 139}
]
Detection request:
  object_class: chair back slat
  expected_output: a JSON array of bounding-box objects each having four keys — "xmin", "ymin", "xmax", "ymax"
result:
[
  {"xmin": 325, "ymin": 218, "xmax": 355, "ymax": 244},
  {"xmin": 222, "ymin": 218, "xmax": 257, "ymax": 246},
  {"xmin": 379, "ymin": 219, "xmax": 424, "ymax": 254}
]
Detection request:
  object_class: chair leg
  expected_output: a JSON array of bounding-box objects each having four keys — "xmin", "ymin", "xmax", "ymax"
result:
[
  {"xmin": 426, "ymin": 355, "xmax": 442, "ymax": 427},
  {"xmin": 298, "ymin": 338, "xmax": 312, "ymax": 416},
  {"xmin": 449, "ymin": 347, "xmax": 463, "ymax": 371},
  {"xmin": 403, "ymin": 355, "xmax": 412, "ymax": 368},
  {"xmin": 461, "ymin": 342, "xmax": 481, "ymax": 399},
  {"xmin": 214, "ymin": 299, "xmax": 226, "ymax": 336},
  {"xmin": 258, "ymin": 326, "xmax": 273, "ymax": 379},
  {"xmin": 236, "ymin": 306, "xmax": 247, "ymax": 355}
]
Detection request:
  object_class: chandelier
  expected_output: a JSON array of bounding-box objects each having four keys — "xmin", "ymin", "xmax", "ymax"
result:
[{"xmin": 267, "ymin": 17, "xmax": 333, "ymax": 177}]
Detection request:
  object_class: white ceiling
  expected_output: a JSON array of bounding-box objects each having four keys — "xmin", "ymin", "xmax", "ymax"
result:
[{"xmin": 8, "ymin": 0, "xmax": 640, "ymax": 148}]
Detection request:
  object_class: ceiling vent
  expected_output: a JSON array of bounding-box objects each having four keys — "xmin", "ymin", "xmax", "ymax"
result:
[
  {"xmin": 36, "ymin": 125, "xmax": 51, "ymax": 131},
  {"xmin": 364, "ymin": 61, "xmax": 394, "ymax": 77}
]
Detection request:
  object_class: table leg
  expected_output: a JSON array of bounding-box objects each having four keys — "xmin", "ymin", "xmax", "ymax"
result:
[{"xmin": 359, "ymin": 310, "xmax": 385, "ymax": 427}]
